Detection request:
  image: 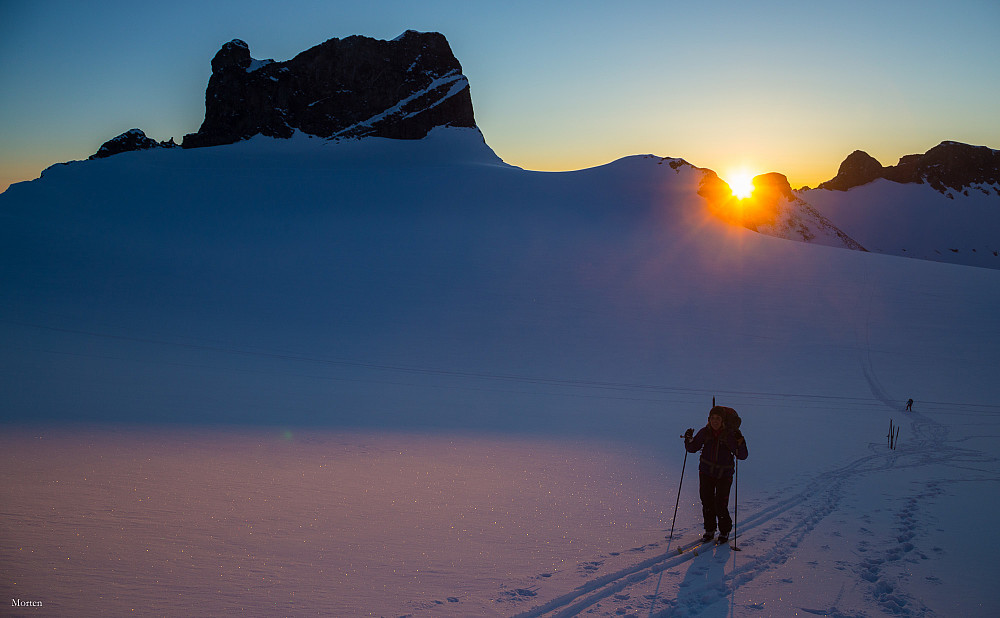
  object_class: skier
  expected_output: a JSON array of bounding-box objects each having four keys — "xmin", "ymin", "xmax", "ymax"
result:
[
  {"xmin": 906, "ymin": 398, "xmax": 913, "ymax": 412},
  {"xmin": 685, "ymin": 407, "xmax": 748, "ymax": 544}
]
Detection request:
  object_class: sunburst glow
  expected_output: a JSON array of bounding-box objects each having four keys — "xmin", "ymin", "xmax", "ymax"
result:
[{"xmin": 726, "ymin": 171, "xmax": 756, "ymax": 200}]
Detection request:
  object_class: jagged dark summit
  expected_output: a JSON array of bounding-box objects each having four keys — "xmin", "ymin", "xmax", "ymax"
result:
[
  {"xmin": 816, "ymin": 150, "xmax": 884, "ymax": 192},
  {"xmin": 818, "ymin": 141, "xmax": 1000, "ymax": 195},
  {"xmin": 89, "ymin": 31, "xmax": 477, "ymax": 159},
  {"xmin": 90, "ymin": 129, "xmax": 177, "ymax": 159},
  {"xmin": 182, "ymin": 30, "xmax": 476, "ymax": 148}
]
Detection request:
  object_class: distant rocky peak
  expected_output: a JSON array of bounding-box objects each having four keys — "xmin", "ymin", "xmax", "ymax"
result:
[
  {"xmin": 886, "ymin": 141, "xmax": 1000, "ymax": 195},
  {"xmin": 816, "ymin": 150, "xmax": 883, "ymax": 191},
  {"xmin": 89, "ymin": 129, "xmax": 176, "ymax": 159},
  {"xmin": 752, "ymin": 172, "xmax": 797, "ymax": 202},
  {"xmin": 181, "ymin": 30, "xmax": 478, "ymax": 149},
  {"xmin": 698, "ymin": 169, "xmax": 864, "ymax": 251},
  {"xmin": 818, "ymin": 141, "xmax": 1000, "ymax": 195}
]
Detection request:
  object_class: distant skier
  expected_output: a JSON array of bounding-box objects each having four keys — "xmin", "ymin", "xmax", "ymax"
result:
[
  {"xmin": 906, "ymin": 398, "xmax": 913, "ymax": 412},
  {"xmin": 685, "ymin": 406, "xmax": 748, "ymax": 544}
]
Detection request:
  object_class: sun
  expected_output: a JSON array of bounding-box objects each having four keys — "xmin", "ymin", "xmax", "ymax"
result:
[{"xmin": 725, "ymin": 171, "xmax": 756, "ymax": 200}]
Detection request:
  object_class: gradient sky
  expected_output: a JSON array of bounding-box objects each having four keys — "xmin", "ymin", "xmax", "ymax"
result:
[{"xmin": 2, "ymin": 0, "xmax": 998, "ymax": 193}]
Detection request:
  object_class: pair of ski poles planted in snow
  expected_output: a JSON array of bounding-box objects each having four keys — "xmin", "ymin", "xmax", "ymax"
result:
[{"xmin": 668, "ymin": 432, "xmax": 741, "ymax": 551}]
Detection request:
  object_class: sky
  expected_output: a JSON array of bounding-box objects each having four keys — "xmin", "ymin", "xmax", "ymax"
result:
[{"xmin": 1, "ymin": 0, "xmax": 999, "ymax": 193}]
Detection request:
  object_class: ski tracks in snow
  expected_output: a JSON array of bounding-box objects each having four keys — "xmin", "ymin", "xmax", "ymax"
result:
[
  {"xmin": 502, "ymin": 429, "xmax": 980, "ymax": 617},
  {"xmin": 504, "ymin": 390, "xmax": 996, "ymax": 614},
  {"xmin": 502, "ymin": 452, "xmax": 874, "ymax": 617},
  {"xmin": 494, "ymin": 265, "xmax": 998, "ymax": 617}
]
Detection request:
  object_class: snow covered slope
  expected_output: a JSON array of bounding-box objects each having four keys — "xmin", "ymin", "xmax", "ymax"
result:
[
  {"xmin": 740, "ymin": 140, "xmax": 1000, "ymax": 270},
  {"xmin": 2, "ymin": 129, "xmax": 998, "ymax": 616},
  {"xmin": 700, "ymin": 171, "xmax": 867, "ymax": 251},
  {"xmin": 801, "ymin": 179, "xmax": 1000, "ymax": 269}
]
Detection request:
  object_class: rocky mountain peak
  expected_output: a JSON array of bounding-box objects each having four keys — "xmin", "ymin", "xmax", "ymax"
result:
[
  {"xmin": 752, "ymin": 172, "xmax": 796, "ymax": 202},
  {"xmin": 181, "ymin": 30, "xmax": 477, "ymax": 149},
  {"xmin": 884, "ymin": 141, "xmax": 1000, "ymax": 194},
  {"xmin": 89, "ymin": 129, "xmax": 177, "ymax": 159},
  {"xmin": 816, "ymin": 150, "xmax": 884, "ymax": 191},
  {"xmin": 698, "ymin": 169, "xmax": 865, "ymax": 251},
  {"xmin": 818, "ymin": 142, "xmax": 1000, "ymax": 195},
  {"xmin": 88, "ymin": 31, "xmax": 479, "ymax": 159}
]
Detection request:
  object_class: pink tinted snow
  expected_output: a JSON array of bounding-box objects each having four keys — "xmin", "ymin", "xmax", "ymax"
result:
[{"xmin": 0, "ymin": 427, "xmax": 670, "ymax": 616}]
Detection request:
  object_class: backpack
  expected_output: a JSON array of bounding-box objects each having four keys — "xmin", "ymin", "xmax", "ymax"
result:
[{"xmin": 710, "ymin": 405, "xmax": 741, "ymax": 431}]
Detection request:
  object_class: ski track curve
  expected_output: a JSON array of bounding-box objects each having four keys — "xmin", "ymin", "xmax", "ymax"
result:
[
  {"xmin": 505, "ymin": 447, "xmax": 883, "ymax": 617},
  {"xmin": 505, "ymin": 316, "xmax": 995, "ymax": 616},
  {"xmin": 505, "ymin": 413, "xmax": 994, "ymax": 617}
]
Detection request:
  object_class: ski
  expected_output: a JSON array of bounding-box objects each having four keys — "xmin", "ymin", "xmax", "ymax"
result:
[{"xmin": 675, "ymin": 536, "xmax": 715, "ymax": 555}]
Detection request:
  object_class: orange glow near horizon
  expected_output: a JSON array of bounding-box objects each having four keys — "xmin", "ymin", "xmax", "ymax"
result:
[{"xmin": 724, "ymin": 170, "xmax": 757, "ymax": 200}]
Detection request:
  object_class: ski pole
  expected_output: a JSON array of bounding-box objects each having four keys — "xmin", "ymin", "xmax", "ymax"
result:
[
  {"xmin": 668, "ymin": 436, "xmax": 688, "ymax": 541},
  {"xmin": 732, "ymin": 457, "xmax": 741, "ymax": 551}
]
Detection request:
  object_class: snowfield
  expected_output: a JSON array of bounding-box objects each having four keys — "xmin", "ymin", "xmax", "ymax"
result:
[
  {"xmin": 801, "ymin": 180, "xmax": 1000, "ymax": 270},
  {"xmin": 1, "ymin": 128, "xmax": 998, "ymax": 616}
]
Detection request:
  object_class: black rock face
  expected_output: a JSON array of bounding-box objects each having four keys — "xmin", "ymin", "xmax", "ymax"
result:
[
  {"xmin": 181, "ymin": 31, "xmax": 477, "ymax": 149},
  {"xmin": 817, "ymin": 150, "xmax": 884, "ymax": 191},
  {"xmin": 883, "ymin": 141, "xmax": 1000, "ymax": 194},
  {"xmin": 742, "ymin": 172, "xmax": 794, "ymax": 229},
  {"xmin": 818, "ymin": 142, "xmax": 1000, "ymax": 194},
  {"xmin": 90, "ymin": 129, "xmax": 177, "ymax": 159}
]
